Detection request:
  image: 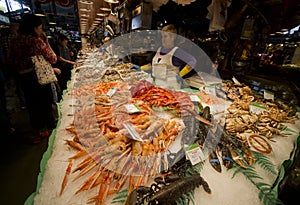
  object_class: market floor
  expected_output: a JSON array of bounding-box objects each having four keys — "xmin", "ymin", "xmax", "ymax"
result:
[
  {"xmin": 0, "ymin": 69, "xmax": 300, "ymax": 205},
  {"xmin": 0, "ymin": 75, "xmax": 49, "ymax": 205}
]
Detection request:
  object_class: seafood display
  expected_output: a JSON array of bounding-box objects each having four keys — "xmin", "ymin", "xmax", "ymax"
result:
[
  {"xmin": 74, "ymin": 62, "xmax": 149, "ymax": 86},
  {"xmin": 223, "ymin": 81, "xmax": 298, "ymax": 139},
  {"xmin": 33, "ymin": 49, "xmax": 300, "ymax": 205},
  {"xmin": 60, "ymin": 78, "xmax": 221, "ymax": 205}
]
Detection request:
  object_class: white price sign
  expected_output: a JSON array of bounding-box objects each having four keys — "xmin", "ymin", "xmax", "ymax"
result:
[
  {"xmin": 124, "ymin": 104, "xmax": 141, "ymax": 113},
  {"xmin": 190, "ymin": 95, "xmax": 201, "ymax": 102},
  {"xmin": 185, "ymin": 144, "xmax": 205, "ymax": 165},
  {"xmin": 263, "ymin": 90, "xmax": 274, "ymax": 101}
]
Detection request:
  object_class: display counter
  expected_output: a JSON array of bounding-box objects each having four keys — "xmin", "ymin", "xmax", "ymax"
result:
[{"xmin": 25, "ymin": 48, "xmax": 300, "ymax": 205}]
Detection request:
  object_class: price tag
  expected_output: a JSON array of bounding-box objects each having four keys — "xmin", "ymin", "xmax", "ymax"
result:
[
  {"xmin": 185, "ymin": 144, "xmax": 205, "ymax": 165},
  {"xmin": 263, "ymin": 90, "xmax": 274, "ymax": 101},
  {"xmin": 190, "ymin": 95, "xmax": 201, "ymax": 102},
  {"xmin": 124, "ymin": 104, "xmax": 141, "ymax": 113},
  {"xmin": 204, "ymin": 85, "xmax": 216, "ymax": 96},
  {"xmin": 106, "ymin": 87, "xmax": 117, "ymax": 97}
]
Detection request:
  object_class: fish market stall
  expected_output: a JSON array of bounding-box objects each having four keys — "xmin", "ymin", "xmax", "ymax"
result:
[{"xmin": 25, "ymin": 47, "xmax": 300, "ymax": 205}]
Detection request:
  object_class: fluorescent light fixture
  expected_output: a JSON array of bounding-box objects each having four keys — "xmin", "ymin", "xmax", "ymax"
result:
[
  {"xmin": 79, "ymin": 0, "xmax": 93, "ymax": 5},
  {"xmin": 34, "ymin": 9, "xmax": 45, "ymax": 17},
  {"xmin": 35, "ymin": 13, "xmax": 45, "ymax": 17},
  {"xmin": 49, "ymin": 22, "xmax": 56, "ymax": 25},
  {"xmin": 104, "ymin": 0, "xmax": 119, "ymax": 3},
  {"xmin": 280, "ymin": 28, "xmax": 288, "ymax": 32},
  {"xmin": 100, "ymin": 8, "xmax": 111, "ymax": 12},
  {"xmin": 96, "ymin": 13, "xmax": 105, "ymax": 16},
  {"xmin": 80, "ymin": 9, "xmax": 91, "ymax": 12}
]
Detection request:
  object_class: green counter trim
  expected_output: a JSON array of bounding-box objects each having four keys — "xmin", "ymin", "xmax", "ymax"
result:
[{"xmin": 272, "ymin": 135, "xmax": 300, "ymax": 199}]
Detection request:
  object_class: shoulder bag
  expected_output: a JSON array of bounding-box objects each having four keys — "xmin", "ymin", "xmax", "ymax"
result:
[{"xmin": 31, "ymin": 55, "xmax": 58, "ymax": 85}]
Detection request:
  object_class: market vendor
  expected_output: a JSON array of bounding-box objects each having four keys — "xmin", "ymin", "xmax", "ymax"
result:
[
  {"xmin": 143, "ymin": 24, "xmax": 197, "ymax": 79},
  {"xmin": 143, "ymin": 24, "xmax": 197, "ymax": 89}
]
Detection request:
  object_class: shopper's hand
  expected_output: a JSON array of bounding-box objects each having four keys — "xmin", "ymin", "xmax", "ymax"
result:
[{"xmin": 53, "ymin": 68, "xmax": 61, "ymax": 75}]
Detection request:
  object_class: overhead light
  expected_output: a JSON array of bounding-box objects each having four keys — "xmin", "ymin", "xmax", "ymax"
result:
[
  {"xmin": 95, "ymin": 18, "xmax": 103, "ymax": 21},
  {"xmin": 80, "ymin": 9, "xmax": 91, "ymax": 12},
  {"xmin": 100, "ymin": 8, "xmax": 111, "ymax": 12},
  {"xmin": 49, "ymin": 22, "xmax": 56, "ymax": 25},
  {"xmin": 79, "ymin": 0, "xmax": 93, "ymax": 5},
  {"xmin": 96, "ymin": 13, "xmax": 105, "ymax": 16},
  {"xmin": 81, "ymin": 14, "xmax": 90, "ymax": 17},
  {"xmin": 104, "ymin": 0, "xmax": 119, "ymax": 3},
  {"xmin": 34, "ymin": 9, "xmax": 45, "ymax": 17},
  {"xmin": 35, "ymin": 13, "xmax": 46, "ymax": 17}
]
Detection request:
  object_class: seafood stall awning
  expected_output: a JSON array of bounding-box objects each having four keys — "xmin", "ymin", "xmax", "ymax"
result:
[{"xmin": 23, "ymin": 47, "xmax": 300, "ymax": 205}]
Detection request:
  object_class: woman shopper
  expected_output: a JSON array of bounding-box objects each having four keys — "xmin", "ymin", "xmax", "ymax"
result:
[{"xmin": 9, "ymin": 14, "xmax": 60, "ymax": 143}]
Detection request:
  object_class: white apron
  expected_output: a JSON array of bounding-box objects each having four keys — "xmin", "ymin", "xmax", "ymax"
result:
[{"xmin": 152, "ymin": 47, "xmax": 181, "ymax": 89}]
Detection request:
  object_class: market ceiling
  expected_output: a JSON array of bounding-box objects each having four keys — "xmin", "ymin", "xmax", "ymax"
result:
[
  {"xmin": 8, "ymin": 0, "xmax": 300, "ymax": 34},
  {"xmin": 76, "ymin": 0, "xmax": 300, "ymax": 35},
  {"xmin": 10, "ymin": 0, "xmax": 299, "ymax": 36}
]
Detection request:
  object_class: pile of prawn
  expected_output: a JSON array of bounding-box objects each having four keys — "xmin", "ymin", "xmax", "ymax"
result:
[{"xmin": 61, "ymin": 81, "xmax": 193, "ymax": 205}]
